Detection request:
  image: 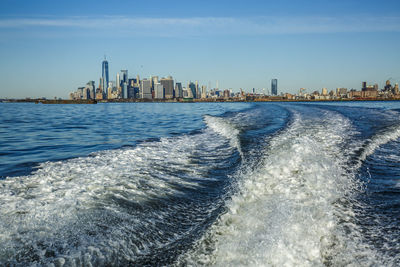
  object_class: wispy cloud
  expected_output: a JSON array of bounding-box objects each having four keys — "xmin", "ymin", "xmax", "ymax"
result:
[{"xmin": 0, "ymin": 16, "xmax": 399, "ymax": 37}]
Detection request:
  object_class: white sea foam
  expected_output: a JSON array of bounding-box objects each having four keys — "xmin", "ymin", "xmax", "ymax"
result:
[
  {"xmin": 181, "ymin": 108, "xmax": 392, "ymax": 266},
  {"xmin": 0, "ymin": 121, "xmax": 241, "ymax": 266}
]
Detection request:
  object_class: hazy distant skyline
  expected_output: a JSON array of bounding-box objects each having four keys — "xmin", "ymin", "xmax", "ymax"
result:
[{"xmin": 0, "ymin": 0, "xmax": 400, "ymax": 98}]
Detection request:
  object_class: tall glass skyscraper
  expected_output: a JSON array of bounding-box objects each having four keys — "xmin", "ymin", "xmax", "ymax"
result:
[
  {"xmin": 161, "ymin": 76, "xmax": 174, "ymax": 99},
  {"xmin": 188, "ymin": 82, "xmax": 196, "ymax": 98},
  {"xmin": 175, "ymin": 82, "xmax": 183, "ymax": 98},
  {"xmin": 271, "ymin": 79, "xmax": 278, "ymax": 96},
  {"xmin": 121, "ymin": 70, "xmax": 128, "ymax": 84},
  {"xmin": 102, "ymin": 57, "xmax": 109, "ymax": 97}
]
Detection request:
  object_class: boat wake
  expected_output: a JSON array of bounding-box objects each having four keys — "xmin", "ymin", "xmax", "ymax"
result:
[
  {"xmin": 0, "ymin": 114, "xmax": 243, "ymax": 266},
  {"xmin": 1, "ymin": 104, "xmax": 400, "ymax": 266},
  {"xmin": 180, "ymin": 106, "xmax": 400, "ymax": 266}
]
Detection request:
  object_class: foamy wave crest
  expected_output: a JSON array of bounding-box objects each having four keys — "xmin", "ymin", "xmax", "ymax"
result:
[
  {"xmin": 181, "ymin": 108, "xmax": 384, "ymax": 266},
  {"xmin": 360, "ymin": 124, "xmax": 400, "ymax": 162},
  {"xmin": 204, "ymin": 115, "xmax": 242, "ymax": 155}
]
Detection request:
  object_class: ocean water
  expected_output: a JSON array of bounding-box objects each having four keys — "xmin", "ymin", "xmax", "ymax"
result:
[{"xmin": 0, "ymin": 101, "xmax": 400, "ymax": 266}]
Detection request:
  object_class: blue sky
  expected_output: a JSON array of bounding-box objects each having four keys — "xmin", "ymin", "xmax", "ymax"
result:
[{"xmin": 0, "ymin": 0, "xmax": 399, "ymax": 98}]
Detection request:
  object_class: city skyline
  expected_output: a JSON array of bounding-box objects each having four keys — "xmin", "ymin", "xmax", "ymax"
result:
[
  {"xmin": 66, "ymin": 57, "xmax": 399, "ymax": 102},
  {"xmin": 0, "ymin": 0, "xmax": 400, "ymax": 98}
]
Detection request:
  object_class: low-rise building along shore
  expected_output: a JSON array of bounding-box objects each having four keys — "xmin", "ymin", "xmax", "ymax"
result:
[{"xmin": 4, "ymin": 95, "xmax": 400, "ymax": 104}]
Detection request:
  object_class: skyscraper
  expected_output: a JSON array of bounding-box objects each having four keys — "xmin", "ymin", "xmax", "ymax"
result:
[
  {"xmin": 119, "ymin": 70, "xmax": 128, "ymax": 99},
  {"xmin": 161, "ymin": 76, "xmax": 174, "ymax": 99},
  {"xmin": 188, "ymin": 82, "xmax": 196, "ymax": 98},
  {"xmin": 121, "ymin": 70, "xmax": 128, "ymax": 84},
  {"xmin": 154, "ymin": 83, "xmax": 164, "ymax": 99},
  {"xmin": 151, "ymin": 76, "xmax": 159, "ymax": 90},
  {"xmin": 140, "ymin": 79, "xmax": 152, "ymax": 99},
  {"xmin": 271, "ymin": 79, "xmax": 278, "ymax": 96},
  {"xmin": 116, "ymin": 73, "xmax": 121, "ymax": 89},
  {"xmin": 175, "ymin": 82, "xmax": 183, "ymax": 98},
  {"xmin": 201, "ymin": 85, "xmax": 207, "ymax": 98},
  {"xmin": 102, "ymin": 57, "xmax": 109, "ymax": 98},
  {"xmin": 121, "ymin": 82, "xmax": 127, "ymax": 99},
  {"xmin": 195, "ymin": 81, "xmax": 199, "ymax": 99},
  {"xmin": 86, "ymin": 81, "xmax": 95, "ymax": 99}
]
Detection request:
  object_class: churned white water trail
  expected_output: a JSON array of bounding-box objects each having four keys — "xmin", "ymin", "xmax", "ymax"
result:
[
  {"xmin": 0, "ymin": 118, "xmax": 242, "ymax": 266},
  {"xmin": 3, "ymin": 103, "xmax": 400, "ymax": 266},
  {"xmin": 181, "ymin": 107, "xmax": 392, "ymax": 266}
]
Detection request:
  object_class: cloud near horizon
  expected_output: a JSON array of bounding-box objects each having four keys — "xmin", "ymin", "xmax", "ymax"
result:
[{"xmin": 0, "ymin": 16, "xmax": 399, "ymax": 37}]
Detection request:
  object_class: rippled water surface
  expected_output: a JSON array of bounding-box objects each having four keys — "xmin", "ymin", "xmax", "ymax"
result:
[{"xmin": 1, "ymin": 101, "xmax": 400, "ymax": 266}]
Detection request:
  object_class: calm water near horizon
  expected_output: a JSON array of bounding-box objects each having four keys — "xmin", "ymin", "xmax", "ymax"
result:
[{"xmin": 1, "ymin": 101, "xmax": 400, "ymax": 265}]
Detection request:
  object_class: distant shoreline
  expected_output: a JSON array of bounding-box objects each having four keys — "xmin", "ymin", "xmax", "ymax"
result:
[{"xmin": 1, "ymin": 98, "xmax": 400, "ymax": 104}]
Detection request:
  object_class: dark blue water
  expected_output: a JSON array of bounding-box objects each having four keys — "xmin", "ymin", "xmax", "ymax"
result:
[
  {"xmin": 0, "ymin": 103, "xmax": 249, "ymax": 179},
  {"xmin": 0, "ymin": 101, "xmax": 400, "ymax": 266}
]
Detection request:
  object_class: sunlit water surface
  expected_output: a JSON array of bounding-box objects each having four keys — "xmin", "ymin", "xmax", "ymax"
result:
[{"xmin": 1, "ymin": 102, "xmax": 400, "ymax": 266}]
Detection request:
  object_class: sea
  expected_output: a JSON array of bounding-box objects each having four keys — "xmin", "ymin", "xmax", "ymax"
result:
[{"xmin": 0, "ymin": 101, "xmax": 400, "ymax": 266}]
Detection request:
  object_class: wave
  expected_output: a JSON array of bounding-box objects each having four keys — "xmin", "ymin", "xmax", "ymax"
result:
[
  {"xmin": 180, "ymin": 107, "xmax": 394, "ymax": 266},
  {"xmin": 359, "ymin": 124, "xmax": 400, "ymax": 162},
  {"xmin": 204, "ymin": 115, "xmax": 242, "ymax": 155}
]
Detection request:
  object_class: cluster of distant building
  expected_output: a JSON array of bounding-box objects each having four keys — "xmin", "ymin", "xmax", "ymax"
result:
[
  {"xmin": 69, "ymin": 58, "xmax": 279, "ymax": 101},
  {"xmin": 69, "ymin": 58, "xmax": 399, "ymax": 102},
  {"xmin": 282, "ymin": 80, "xmax": 399, "ymax": 101}
]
